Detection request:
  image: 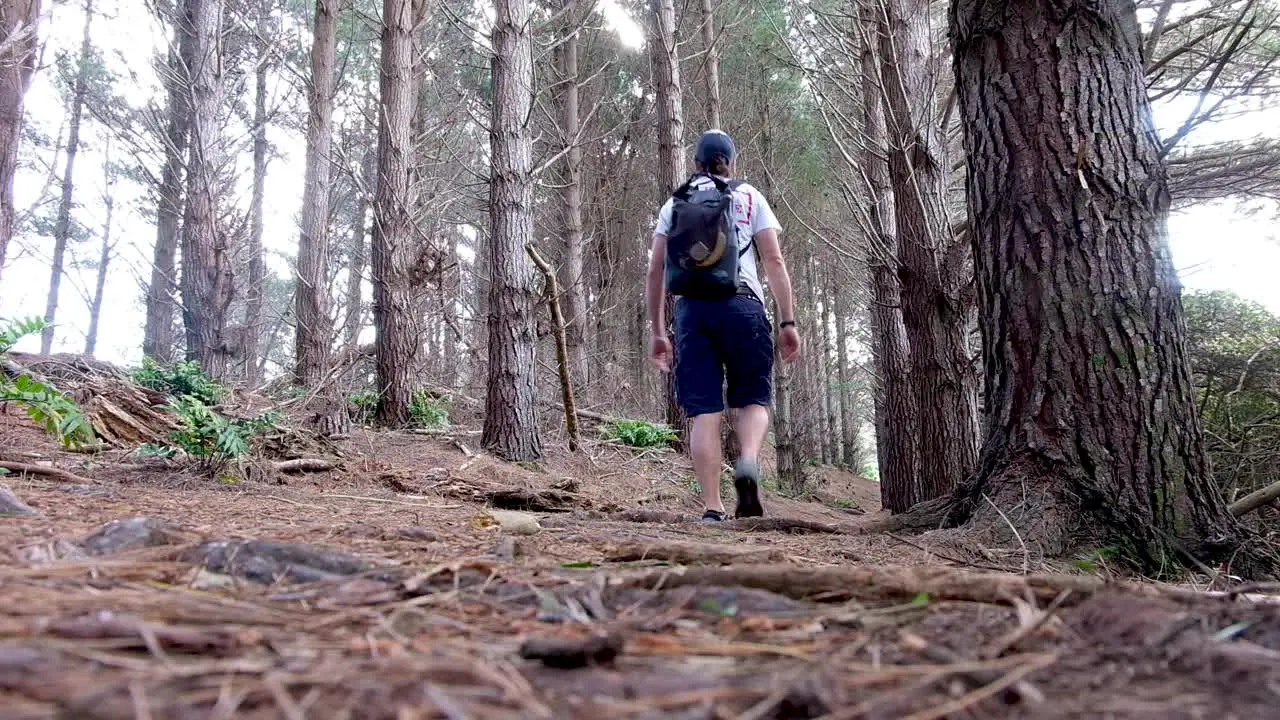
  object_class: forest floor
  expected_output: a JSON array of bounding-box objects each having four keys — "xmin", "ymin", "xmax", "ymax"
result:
[{"xmin": 3, "ymin": 377, "xmax": 1280, "ymax": 719}]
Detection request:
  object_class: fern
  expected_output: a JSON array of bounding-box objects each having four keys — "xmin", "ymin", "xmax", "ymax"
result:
[
  {"xmin": 158, "ymin": 395, "xmax": 277, "ymax": 472},
  {"xmin": 133, "ymin": 357, "xmax": 225, "ymax": 405},
  {"xmin": 603, "ymin": 419, "xmax": 678, "ymax": 448},
  {"xmin": 0, "ymin": 317, "xmax": 95, "ymax": 449}
]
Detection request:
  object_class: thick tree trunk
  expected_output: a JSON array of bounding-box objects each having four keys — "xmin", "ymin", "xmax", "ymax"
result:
[
  {"xmin": 483, "ymin": 0, "xmax": 542, "ymax": 460},
  {"xmin": 556, "ymin": 0, "xmax": 589, "ymax": 396},
  {"xmin": 699, "ymin": 0, "xmax": 721, "ymax": 130},
  {"xmin": 648, "ymin": 0, "xmax": 687, "ymax": 437},
  {"xmin": 41, "ymin": 0, "xmax": 93, "ymax": 354},
  {"xmin": 180, "ymin": 0, "xmax": 233, "ymax": 379},
  {"xmin": 243, "ymin": 0, "xmax": 269, "ymax": 385},
  {"xmin": 294, "ymin": 0, "xmax": 342, "ymax": 387},
  {"xmin": 371, "ymin": 0, "xmax": 424, "ymax": 426},
  {"xmin": 949, "ymin": 0, "xmax": 1247, "ymax": 567},
  {"xmin": 0, "ymin": 0, "xmax": 41, "ymax": 282},
  {"xmin": 860, "ymin": 2, "xmax": 921, "ymax": 512},
  {"xmin": 85, "ymin": 151, "xmax": 116, "ymax": 357},
  {"xmin": 143, "ymin": 1, "xmax": 194, "ymax": 364},
  {"xmin": 879, "ymin": 0, "xmax": 977, "ymax": 503}
]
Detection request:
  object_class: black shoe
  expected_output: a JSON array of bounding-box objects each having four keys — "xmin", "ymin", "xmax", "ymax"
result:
[
  {"xmin": 734, "ymin": 458, "xmax": 764, "ymax": 518},
  {"xmin": 701, "ymin": 509, "xmax": 727, "ymax": 522}
]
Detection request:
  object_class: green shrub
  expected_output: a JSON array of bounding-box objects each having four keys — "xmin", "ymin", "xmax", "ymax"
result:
[
  {"xmin": 349, "ymin": 389, "xmax": 380, "ymax": 425},
  {"xmin": 159, "ymin": 395, "xmax": 278, "ymax": 471},
  {"xmin": 603, "ymin": 418, "xmax": 678, "ymax": 448},
  {"xmin": 133, "ymin": 357, "xmax": 225, "ymax": 405},
  {"xmin": 409, "ymin": 390, "xmax": 449, "ymax": 430},
  {"xmin": 0, "ymin": 317, "xmax": 95, "ymax": 449}
]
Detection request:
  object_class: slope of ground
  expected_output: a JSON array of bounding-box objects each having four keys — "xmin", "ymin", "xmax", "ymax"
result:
[{"xmin": 3, "ymin": 401, "xmax": 1280, "ymax": 719}]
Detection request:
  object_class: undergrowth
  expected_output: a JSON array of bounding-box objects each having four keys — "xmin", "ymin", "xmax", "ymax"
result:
[
  {"xmin": 349, "ymin": 389, "xmax": 450, "ymax": 429},
  {"xmin": 143, "ymin": 395, "xmax": 279, "ymax": 472},
  {"xmin": 604, "ymin": 418, "xmax": 678, "ymax": 448},
  {"xmin": 0, "ymin": 317, "xmax": 95, "ymax": 449},
  {"xmin": 133, "ymin": 357, "xmax": 225, "ymax": 405}
]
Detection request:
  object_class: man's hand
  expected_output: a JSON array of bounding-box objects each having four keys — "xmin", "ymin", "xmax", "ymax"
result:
[
  {"xmin": 779, "ymin": 325, "xmax": 801, "ymax": 363},
  {"xmin": 649, "ymin": 334, "xmax": 673, "ymax": 372}
]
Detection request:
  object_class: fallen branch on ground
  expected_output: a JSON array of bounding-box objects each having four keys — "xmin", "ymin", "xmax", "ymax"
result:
[
  {"xmin": 619, "ymin": 563, "xmax": 1243, "ymax": 607},
  {"xmin": 0, "ymin": 461, "xmax": 99, "ymax": 485},
  {"xmin": 1229, "ymin": 479, "xmax": 1280, "ymax": 517},
  {"xmin": 273, "ymin": 458, "xmax": 339, "ymax": 473},
  {"xmin": 600, "ymin": 538, "xmax": 788, "ymax": 564}
]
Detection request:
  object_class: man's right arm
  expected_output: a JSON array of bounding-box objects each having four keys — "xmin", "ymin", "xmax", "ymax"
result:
[{"xmin": 754, "ymin": 228, "xmax": 794, "ymax": 323}]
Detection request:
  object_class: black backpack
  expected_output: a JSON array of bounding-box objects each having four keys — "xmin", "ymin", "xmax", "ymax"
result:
[{"xmin": 664, "ymin": 174, "xmax": 748, "ymax": 300}]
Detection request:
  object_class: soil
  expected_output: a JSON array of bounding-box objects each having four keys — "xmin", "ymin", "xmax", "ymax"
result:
[{"xmin": 2, "ymin": 392, "xmax": 1280, "ymax": 719}]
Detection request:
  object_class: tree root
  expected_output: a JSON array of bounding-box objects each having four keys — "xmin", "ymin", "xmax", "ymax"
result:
[
  {"xmin": 0, "ymin": 461, "xmax": 100, "ymax": 485},
  {"xmin": 600, "ymin": 538, "xmax": 788, "ymax": 565}
]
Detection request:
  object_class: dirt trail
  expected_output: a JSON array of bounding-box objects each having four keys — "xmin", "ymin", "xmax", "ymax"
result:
[{"xmin": 2, "ymin": 416, "xmax": 1280, "ymax": 719}]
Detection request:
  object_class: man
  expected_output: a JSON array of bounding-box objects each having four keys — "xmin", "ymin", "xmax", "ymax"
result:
[{"xmin": 646, "ymin": 129, "xmax": 801, "ymax": 521}]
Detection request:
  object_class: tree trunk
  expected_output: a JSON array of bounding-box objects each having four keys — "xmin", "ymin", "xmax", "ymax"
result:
[
  {"xmin": 0, "ymin": 0, "xmax": 41, "ymax": 282},
  {"xmin": 860, "ymin": 1, "xmax": 921, "ymax": 512},
  {"xmin": 834, "ymin": 278, "xmax": 859, "ymax": 468},
  {"xmin": 85, "ymin": 145, "xmax": 116, "ymax": 357},
  {"xmin": 41, "ymin": 0, "xmax": 93, "ymax": 354},
  {"xmin": 819, "ymin": 269, "xmax": 839, "ymax": 464},
  {"xmin": 180, "ymin": 0, "xmax": 233, "ymax": 379},
  {"xmin": 483, "ymin": 0, "xmax": 542, "ymax": 461},
  {"xmin": 699, "ymin": 0, "xmax": 721, "ymax": 130},
  {"xmin": 949, "ymin": 0, "xmax": 1248, "ymax": 568},
  {"xmin": 879, "ymin": 0, "xmax": 977, "ymax": 503},
  {"xmin": 294, "ymin": 0, "xmax": 342, "ymax": 387},
  {"xmin": 243, "ymin": 0, "xmax": 269, "ymax": 385},
  {"xmin": 143, "ymin": 0, "xmax": 194, "ymax": 364},
  {"xmin": 343, "ymin": 140, "xmax": 374, "ymax": 353},
  {"xmin": 372, "ymin": 0, "xmax": 424, "ymax": 426},
  {"xmin": 555, "ymin": 0, "xmax": 589, "ymax": 397},
  {"xmin": 648, "ymin": 0, "xmax": 687, "ymax": 437}
]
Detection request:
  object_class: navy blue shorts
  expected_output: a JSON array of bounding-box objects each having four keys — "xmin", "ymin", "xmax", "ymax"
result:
[{"xmin": 673, "ymin": 295, "xmax": 774, "ymax": 417}]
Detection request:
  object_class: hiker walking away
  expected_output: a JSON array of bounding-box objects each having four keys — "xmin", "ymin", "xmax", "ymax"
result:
[{"xmin": 646, "ymin": 129, "xmax": 802, "ymax": 521}]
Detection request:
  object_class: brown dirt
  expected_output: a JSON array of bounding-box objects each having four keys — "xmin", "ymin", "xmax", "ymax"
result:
[{"xmin": 3, "ymin": 404, "xmax": 1280, "ymax": 719}]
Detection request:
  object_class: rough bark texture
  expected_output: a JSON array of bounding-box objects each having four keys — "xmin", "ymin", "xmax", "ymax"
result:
[
  {"xmin": 949, "ymin": 0, "xmax": 1246, "ymax": 567},
  {"xmin": 648, "ymin": 0, "xmax": 688, "ymax": 439},
  {"xmin": 243, "ymin": 0, "xmax": 269, "ymax": 386},
  {"xmin": 860, "ymin": 3, "xmax": 921, "ymax": 513},
  {"xmin": 180, "ymin": 0, "xmax": 233, "ymax": 378},
  {"xmin": 371, "ymin": 0, "xmax": 423, "ymax": 426},
  {"xmin": 344, "ymin": 141, "xmax": 374, "ymax": 353},
  {"xmin": 834, "ymin": 277, "xmax": 859, "ymax": 468},
  {"xmin": 483, "ymin": 0, "xmax": 542, "ymax": 460},
  {"xmin": 699, "ymin": 0, "xmax": 721, "ymax": 130},
  {"xmin": 879, "ymin": 0, "xmax": 977, "ymax": 503},
  {"xmin": 0, "ymin": 0, "xmax": 40, "ymax": 282},
  {"xmin": 85, "ymin": 153, "xmax": 116, "ymax": 357},
  {"xmin": 143, "ymin": 1, "xmax": 194, "ymax": 364},
  {"xmin": 555, "ymin": 0, "xmax": 589, "ymax": 395},
  {"xmin": 294, "ymin": 0, "xmax": 342, "ymax": 387},
  {"xmin": 41, "ymin": 0, "xmax": 94, "ymax": 354}
]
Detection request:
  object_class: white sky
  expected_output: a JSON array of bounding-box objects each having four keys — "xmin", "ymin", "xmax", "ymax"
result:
[{"xmin": 1, "ymin": 1, "xmax": 1277, "ymax": 369}]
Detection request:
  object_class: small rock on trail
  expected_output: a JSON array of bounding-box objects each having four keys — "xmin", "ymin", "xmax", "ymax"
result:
[
  {"xmin": 182, "ymin": 539, "xmax": 374, "ymax": 584},
  {"xmin": 80, "ymin": 516, "xmax": 187, "ymax": 555},
  {"xmin": 0, "ymin": 483, "xmax": 35, "ymax": 515}
]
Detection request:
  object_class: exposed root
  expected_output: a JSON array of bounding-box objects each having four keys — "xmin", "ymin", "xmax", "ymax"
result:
[
  {"xmin": 0, "ymin": 461, "xmax": 100, "ymax": 486},
  {"xmin": 600, "ymin": 538, "xmax": 788, "ymax": 564}
]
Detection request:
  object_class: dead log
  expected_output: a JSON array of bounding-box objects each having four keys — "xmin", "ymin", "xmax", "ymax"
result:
[
  {"xmin": 273, "ymin": 457, "xmax": 339, "ymax": 473},
  {"xmin": 527, "ymin": 243, "xmax": 581, "ymax": 451},
  {"xmin": 1229, "ymin": 479, "xmax": 1280, "ymax": 518},
  {"xmin": 619, "ymin": 564, "xmax": 1212, "ymax": 607},
  {"xmin": 0, "ymin": 461, "xmax": 100, "ymax": 485},
  {"xmin": 601, "ymin": 538, "xmax": 788, "ymax": 564},
  {"xmin": 724, "ymin": 517, "xmax": 848, "ymax": 534}
]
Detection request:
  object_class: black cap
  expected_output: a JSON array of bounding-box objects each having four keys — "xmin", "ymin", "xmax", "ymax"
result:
[{"xmin": 694, "ymin": 129, "xmax": 736, "ymax": 165}]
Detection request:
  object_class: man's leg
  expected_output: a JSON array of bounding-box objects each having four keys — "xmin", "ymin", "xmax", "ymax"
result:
[
  {"xmin": 690, "ymin": 412, "xmax": 725, "ymax": 513},
  {"xmin": 722, "ymin": 296, "xmax": 775, "ymax": 518},
  {"xmin": 734, "ymin": 404, "xmax": 770, "ymax": 462}
]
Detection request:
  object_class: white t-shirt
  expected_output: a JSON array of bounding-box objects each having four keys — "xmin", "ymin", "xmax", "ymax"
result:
[{"xmin": 654, "ymin": 176, "xmax": 782, "ymax": 303}]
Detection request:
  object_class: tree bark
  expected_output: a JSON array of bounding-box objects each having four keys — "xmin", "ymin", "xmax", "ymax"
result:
[
  {"xmin": 555, "ymin": 0, "xmax": 589, "ymax": 397},
  {"xmin": 243, "ymin": 0, "xmax": 269, "ymax": 385},
  {"xmin": 143, "ymin": 0, "xmax": 194, "ymax": 364},
  {"xmin": 483, "ymin": 0, "xmax": 542, "ymax": 461},
  {"xmin": 180, "ymin": 0, "xmax": 233, "ymax": 378},
  {"xmin": 343, "ymin": 138, "xmax": 374, "ymax": 353},
  {"xmin": 41, "ymin": 0, "xmax": 94, "ymax": 354},
  {"xmin": 648, "ymin": 0, "xmax": 687, "ymax": 438},
  {"xmin": 834, "ymin": 276, "xmax": 859, "ymax": 468},
  {"xmin": 528, "ymin": 243, "xmax": 580, "ymax": 451},
  {"xmin": 0, "ymin": 0, "xmax": 41, "ymax": 282},
  {"xmin": 949, "ymin": 0, "xmax": 1248, "ymax": 567},
  {"xmin": 372, "ymin": 0, "xmax": 424, "ymax": 426},
  {"xmin": 820, "ymin": 269, "xmax": 839, "ymax": 464},
  {"xmin": 294, "ymin": 0, "xmax": 342, "ymax": 387},
  {"xmin": 85, "ymin": 145, "xmax": 116, "ymax": 357},
  {"xmin": 698, "ymin": 0, "xmax": 721, "ymax": 130},
  {"xmin": 859, "ymin": 2, "xmax": 921, "ymax": 512},
  {"xmin": 879, "ymin": 0, "xmax": 977, "ymax": 503}
]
